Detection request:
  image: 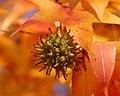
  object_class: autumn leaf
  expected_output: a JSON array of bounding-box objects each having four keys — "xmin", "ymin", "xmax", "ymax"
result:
[
  {"xmin": 93, "ymin": 23, "xmax": 120, "ymax": 41},
  {"xmin": 92, "ymin": 13, "xmax": 120, "ymax": 42},
  {"xmin": 58, "ymin": 0, "xmax": 80, "ymax": 9},
  {"xmin": 102, "ymin": 11, "xmax": 120, "ymax": 24},
  {"xmin": 63, "ymin": 4, "xmax": 98, "ymax": 55},
  {"xmin": 15, "ymin": 1, "xmax": 98, "ymax": 55},
  {"xmin": 112, "ymin": 44, "xmax": 120, "ymax": 80},
  {"xmin": 108, "ymin": 79, "xmax": 120, "ymax": 96},
  {"xmin": 81, "ymin": 0, "xmax": 110, "ymax": 21},
  {"xmin": 114, "ymin": 80, "xmax": 120, "ymax": 94},
  {"xmin": 14, "ymin": 0, "xmax": 120, "ymax": 56},
  {"xmin": 107, "ymin": 0, "xmax": 120, "ymax": 13},
  {"xmin": 107, "ymin": 43, "xmax": 120, "ymax": 96},
  {"xmin": 90, "ymin": 42, "xmax": 116, "ymax": 87},
  {"xmin": 27, "ymin": 0, "xmax": 69, "ymax": 22},
  {"xmin": 72, "ymin": 56, "xmax": 98, "ymax": 96}
]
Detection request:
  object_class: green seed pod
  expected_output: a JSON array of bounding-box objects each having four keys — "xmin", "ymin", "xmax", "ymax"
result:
[{"xmin": 33, "ymin": 26, "xmax": 85, "ymax": 80}]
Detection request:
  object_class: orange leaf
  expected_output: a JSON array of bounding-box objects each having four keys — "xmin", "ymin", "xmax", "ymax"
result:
[
  {"xmin": 81, "ymin": 0, "xmax": 110, "ymax": 21},
  {"xmin": 27, "ymin": 0, "xmax": 68, "ymax": 22},
  {"xmin": 114, "ymin": 80, "xmax": 120, "ymax": 94},
  {"xmin": 93, "ymin": 23, "xmax": 120, "ymax": 41},
  {"xmin": 108, "ymin": 83, "xmax": 119, "ymax": 96},
  {"xmin": 107, "ymin": 0, "xmax": 120, "ymax": 13},
  {"xmin": 72, "ymin": 56, "xmax": 101, "ymax": 96},
  {"xmin": 113, "ymin": 44, "xmax": 120, "ymax": 80},
  {"xmin": 104, "ymin": 43, "xmax": 120, "ymax": 96},
  {"xmin": 58, "ymin": 0, "xmax": 80, "ymax": 9},
  {"xmin": 63, "ymin": 3, "xmax": 98, "ymax": 55}
]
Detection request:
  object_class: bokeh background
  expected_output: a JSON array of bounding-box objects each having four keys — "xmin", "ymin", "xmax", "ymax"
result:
[{"xmin": 0, "ymin": 0, "xmax": 71, "ymax": 96}]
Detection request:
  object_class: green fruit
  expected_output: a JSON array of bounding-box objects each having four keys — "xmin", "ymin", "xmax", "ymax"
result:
[{"xmin": 33, "ymin": 26, "xmax": 84, "ymax": 80}]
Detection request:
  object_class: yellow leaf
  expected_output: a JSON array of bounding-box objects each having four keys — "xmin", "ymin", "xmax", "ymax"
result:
[
  {"xmin": 107, "ymin": 0, "xmax": 120, "ymax": 13},
  {"xmin": 81, "ymin": 0, "xmax": 110, "ymax": 21},
  {"xmin": 102, "ymin": 11, "xmax": 120, "ymax": 24}
]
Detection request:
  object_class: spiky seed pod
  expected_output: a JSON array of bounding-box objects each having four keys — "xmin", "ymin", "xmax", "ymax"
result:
[{"xmin": 33, "ymin": 27, "xmax": 85, "ymax": 80}]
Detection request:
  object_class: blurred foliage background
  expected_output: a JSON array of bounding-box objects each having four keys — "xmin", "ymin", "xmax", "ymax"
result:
[{"xmin": 0, "ymin": 0, "xmax": 71, "ymax": 96}]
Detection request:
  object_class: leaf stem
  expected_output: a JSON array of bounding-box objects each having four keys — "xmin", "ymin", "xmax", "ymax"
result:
[{"xmin": 103, "ymin": 86, "xmax": 108, "ymax": 96}]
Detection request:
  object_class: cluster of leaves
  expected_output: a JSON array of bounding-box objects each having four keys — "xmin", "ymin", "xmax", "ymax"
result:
[
  {"xmin": 20, "ymin": 0, "xmax": 120, "ymax": 96},
  {"xmin": 0, "ymin": 0, "xmax": 120, "ymax": 96}
]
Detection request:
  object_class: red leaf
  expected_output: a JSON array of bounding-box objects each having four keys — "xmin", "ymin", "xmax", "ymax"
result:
[{"xmin": 90, "ymin": 42, "xmax": 116, "ymax": 86}]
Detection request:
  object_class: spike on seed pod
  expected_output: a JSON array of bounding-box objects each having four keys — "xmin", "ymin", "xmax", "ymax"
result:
[{"xmin": 32, "ymin": 26, "xmax": 86, "ymax": 80}]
